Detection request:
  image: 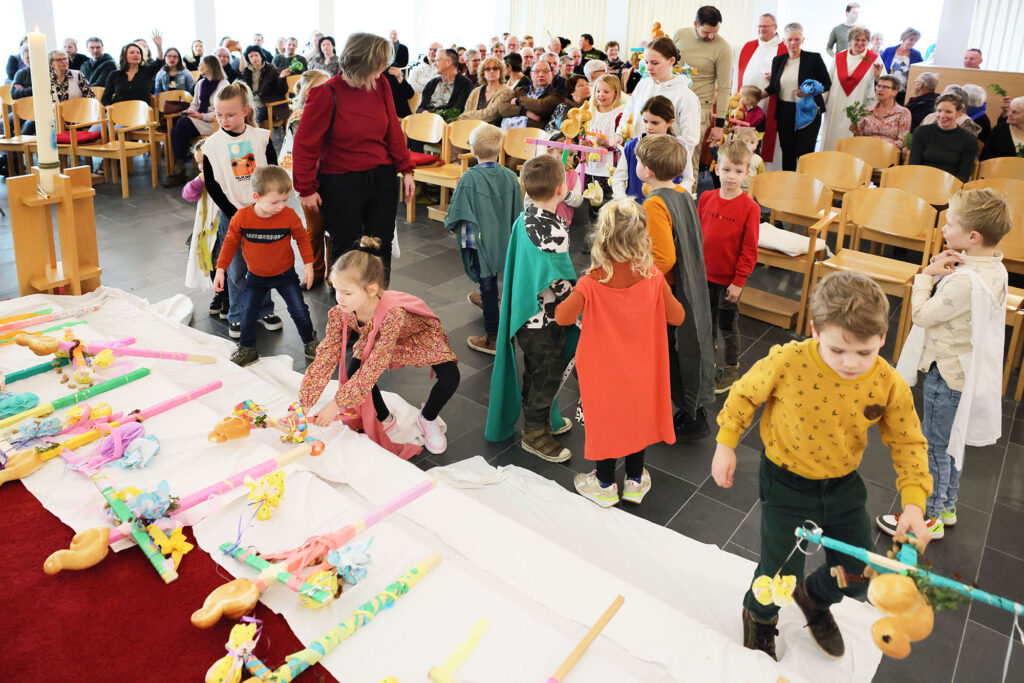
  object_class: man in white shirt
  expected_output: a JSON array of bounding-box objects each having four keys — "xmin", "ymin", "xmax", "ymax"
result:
[
  {"xmin": 409, "ymin": 42, "xmax": 441, "ymax": 93},
  {"xmin": 737, "ymin": 13, "xmax": 786, "ymax": 162}
]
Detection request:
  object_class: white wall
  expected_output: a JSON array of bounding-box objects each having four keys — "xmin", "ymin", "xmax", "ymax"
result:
[{"xmin": 774, "ymin": 0, "xmax": 943, "ymax": 57}]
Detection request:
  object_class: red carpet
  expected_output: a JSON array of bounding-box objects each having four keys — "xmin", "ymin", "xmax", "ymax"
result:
[{"xmin": 0, "ymin": 480, "xmax": 337, "ymax": 682}]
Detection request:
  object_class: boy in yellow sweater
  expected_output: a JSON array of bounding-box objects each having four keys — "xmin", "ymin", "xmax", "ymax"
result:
[{"xmin": 712, "ymin": 271, "xmax": 932, "ymax": 661}]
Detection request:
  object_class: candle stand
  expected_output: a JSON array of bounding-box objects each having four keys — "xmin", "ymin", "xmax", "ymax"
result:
[{"xmin": 9, "ymin": 166, "xmax": 102, "ymax": 295}]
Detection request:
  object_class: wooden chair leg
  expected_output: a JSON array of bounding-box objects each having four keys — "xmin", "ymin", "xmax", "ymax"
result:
[
  {"xmin": 803, "ymin": 262, "xmax": 823, "ymax": 337},
  {"xmin": 893, "ymin": 284, "xmax": 913, "ymax": 364},
  {"xmin": 1004, "ymin": 311, "xmax": 1024, "ymax": 395},
  {"xmin": 150, "ymin": 146, "xmax": 158, "ymax": 188},
  {"xmin": 119, "ymin": 150, "xmax": 129, "ymax": 198},
  {"xmin": 406, "ymin": 177, "xmax": 416, "ymax": 223}
]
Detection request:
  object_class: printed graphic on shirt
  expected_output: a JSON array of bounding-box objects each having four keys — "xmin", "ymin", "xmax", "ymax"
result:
[
  {"xmin": 241, "ymin": 228, "xmax": 292, "ymax": 243},
  {"xmin": 228, "ymin": 141, "xmax": 257, "ymax": 179},
  {"xmin": 523, "ymin": 206, "xmax": 573, "ymax": 329}
]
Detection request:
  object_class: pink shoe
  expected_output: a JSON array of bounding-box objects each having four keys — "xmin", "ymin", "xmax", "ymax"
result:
[
  {"xmin": 381, "ymin": 413, "xmax": 397, "ymax": 433},
  {"xmin": 417, "ymin": 413, "xmax": 447, "ymax": 454}
]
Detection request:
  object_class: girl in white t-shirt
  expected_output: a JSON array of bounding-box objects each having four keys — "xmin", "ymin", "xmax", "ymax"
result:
[{"xmin": 583, "ymin": 74, "xmax": 626, "ymax": 215}]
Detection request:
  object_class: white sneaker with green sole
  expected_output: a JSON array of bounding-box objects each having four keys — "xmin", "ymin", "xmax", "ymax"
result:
[
  {"xmin": 574, "ymin": 471, "xmax": 619, "ymax": 508},
  {"xmin": 621, "ymin": 468, "xmax": 652, "ymax": 504}
]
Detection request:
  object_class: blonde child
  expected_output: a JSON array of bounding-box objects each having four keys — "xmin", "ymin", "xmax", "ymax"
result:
[
  {"xmin": 737, "ymin": 85, "xmax": 766, "ymax": 132},
  {"xmin": 280, "ymin": 69, "xmax": 330, "ymax": 285},
  {"xmin": 637, "ymin": 134, "xmax": 715, "ymax": 441},
  {"xmin": 583, "ymin": 74, "xmax": 627, "ymax": 208},
  {"xmin": 299, "ymin": 236, "xmax": 460, "ymax": 456},
  {"xmin": 203, "ymin": 82, "xmax": 280, "ymax": 339},
  {"xmin": 214, "ymin": 166, "xmax": 317, "ymax": 366},
  {"xmin": 877, "ymin": 189, "xmax": 1012, "ymax": 540},
  {"xmin": 714, "ymin": 272, "xmax": 931, "ymax": 660},
  {"xmin": 611, "ymin": 95, "xmax": 676, "ymax": 203},
  {"xmin": 732, "ymin": 127, "xmax": 765, "ymax": 194},
  {"xmin": 444, "ymin": 124, "xmax": 524, "ymax": 355},
  {"xmin": 698, "ymin": 141, "xmax": 760, "ymax": 394},
  {"xmin": 555, "ymin": 199, "xmax": 684, "ymax": 506}
]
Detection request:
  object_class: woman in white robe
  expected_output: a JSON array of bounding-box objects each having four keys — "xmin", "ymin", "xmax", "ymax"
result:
[{"xmin": 821, "ymin": 25, "xmax": 885, "ymax": 151}]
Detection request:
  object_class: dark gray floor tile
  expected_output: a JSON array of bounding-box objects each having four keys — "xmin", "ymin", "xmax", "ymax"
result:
[
  {"xmin": 697, "ymin": 443, "xmax": 762, "ymax": 511},
  {"xmin": 668, "ymin": 493, "xmax": 748, "ymax": 548},
  {"xmin": 956, "ymin": 443, "xmax": 1007, "ymax": 514},
  {"xmin": 985, "ymin": 503, "xmax": 1024, "ymax": 561},
  {"xmin": 872, "ymin": 594, "xmax": 968, "ymax": 683},
  {"xmin": 616, "ymin": 469, "xmax": 696, "ymax": 527},
  {"xmin": 953, "ymin": 619, "xmax": 1024, "ymax": 682},
  {"xmin": 643, "ymin": 440, "xmax": 715, "ymax": 488},
  {"xmin": 968, "ymin": 546, "xmax": 1024, "ymax": 635},
  {"xmin": 433, "ymin": 422, "xmax": 516, "ymax": 467},
  {"xmin": 723, "ymin": 541, "xmax": 760, "ymax": 563},
  {"xmin": 390, "ymin": 248, "xmax": 466, "ymax": 286},
  {"xmin": 996, "ymin": 443, "xmax": 1024, "ymax": 513}
]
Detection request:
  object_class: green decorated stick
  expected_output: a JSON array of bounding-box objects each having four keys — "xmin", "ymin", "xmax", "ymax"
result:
[
  {"xmin": 220, "ymin": 544, "xmax": 335, "ymax": 604},
  {"xmin": 0, "ymin": 367, "xmax": 150, "ymax": 430},
  {"xmin": 3, "ymin": 357, "xmax": 71, "ymax": 385}
]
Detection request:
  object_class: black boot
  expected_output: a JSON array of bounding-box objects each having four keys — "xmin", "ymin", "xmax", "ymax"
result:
[
  {"xmin": 742, "ymin": 608, "xmax": 779, "ymax": 660},
  {"xmin": 674, "ymin": 405, "xmax": 710, "ymax": 442},
  {"xmin": 793, "ymin": 582, "xmax": 845, "ymax": 659},
  {"xmin": 162, "ymin": 160, "xmax": 187, "ymax": 188}
]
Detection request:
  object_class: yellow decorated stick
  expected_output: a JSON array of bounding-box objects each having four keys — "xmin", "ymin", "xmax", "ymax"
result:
[
  {"xmin": 428, "ymin": 617, "xmax": 489, "ymax": 682},
  {"xmin": 547, "ymin": 595, "xmax": 625, "ymax": 682}
]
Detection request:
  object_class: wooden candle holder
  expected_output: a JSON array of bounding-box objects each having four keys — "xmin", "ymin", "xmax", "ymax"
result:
[{"xmin": 8, "ymin": 166, "xmax": 102, "ymax": 296}]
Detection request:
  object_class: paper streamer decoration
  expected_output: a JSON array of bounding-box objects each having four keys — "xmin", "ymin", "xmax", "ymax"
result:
[
  {"xmin": 547, "ymin": 595, "xmax": 625, "ymax": 683},
  {"xmin": 428, "ymin": 617, "xmax": 489, "ymax": 682},
  {"xmin": 242, "ymin": 553, "xmax": 442, "ymax": 682}
]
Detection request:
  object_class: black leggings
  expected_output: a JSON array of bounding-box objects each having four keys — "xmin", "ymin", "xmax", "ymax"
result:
[
  {"xmin": 595, "ymin": 449, "xmax": 645, "ymax": 484},
  {"xmin": 346, "ymin": 357, "xmax": 460, "ymax": 422},
  {"xmin": 318, "ymin": 165, "xmax": 399, "ymax": 281}
]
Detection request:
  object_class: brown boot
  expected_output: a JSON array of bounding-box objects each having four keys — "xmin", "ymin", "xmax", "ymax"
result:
[
  {"xmin": 467, "ymin": 334, "xmax": 496, "ymax": 355},
  {"xmin": 793, "ymin": 582, "xmax": 845, "ymax": 658},
  {"xmin": 742, "ymin": 608, "xmax": 779, "ymax": 660},
  {"xmin": 162, "ymin": 160, "xmax": 187, "ymax": 188},
  {"xmin": 521, "ymin": 424, "xmax": 571, "ymax": 463}
]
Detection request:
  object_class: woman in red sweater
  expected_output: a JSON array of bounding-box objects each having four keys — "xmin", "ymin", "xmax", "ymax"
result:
[{"xmin": 291, "ymin": 33, "xmax": 415, "ymax": 284}]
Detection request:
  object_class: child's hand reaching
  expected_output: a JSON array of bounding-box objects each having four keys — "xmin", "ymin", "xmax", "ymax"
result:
[
  {"xmin": 303, "ymin": 263, "xmax": 314, "ymax": 289},
  {"xmin": 711, "ymin": 442, "xmax": 737, "ymax": 488},
  {"xmin": 213, "ymin": 268, "xmax": 226, "ymax": 292},
  {"xmin": 311, "ymin": 400, "xmax": 340, "ymax": 427},
  {"xmin": 726, "ymin": 284, "xmax": 743, "ymax": 303},
  {"xmin": 922, "ymin": 251, "xmax": 963, "ymax": 277},
  {"xmin": 893, "ymin": 503, "xmax": 931, "ymax": 550}
]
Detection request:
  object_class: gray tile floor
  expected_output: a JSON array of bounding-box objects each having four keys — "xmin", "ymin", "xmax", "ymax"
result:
[{"xmin": 1, "ymin": 159, "xmax": 1022, "ymax": 682}]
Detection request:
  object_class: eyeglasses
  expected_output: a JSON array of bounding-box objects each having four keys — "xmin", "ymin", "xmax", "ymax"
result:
[
  {"xmin": 876, "ymin": 84, "xmax": 895, "ymax": 90},
  {"xmin": 483, "ymin": 66, "xmax": 500, "ymax": 71}
]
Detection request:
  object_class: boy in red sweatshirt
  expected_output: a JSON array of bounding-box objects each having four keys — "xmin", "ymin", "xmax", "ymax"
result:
[
  {"xmin": 698, "ymin": 140, "xmax": 760, "ymax": 394},
  {"xmin": 214, "ymin": 166, "xmax": 318, "ymax": 366}
]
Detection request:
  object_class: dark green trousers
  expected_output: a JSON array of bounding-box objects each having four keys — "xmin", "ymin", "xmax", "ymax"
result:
[{"xmin": 743, "ymin": 454, "xmax": 874, "ymax": 621}]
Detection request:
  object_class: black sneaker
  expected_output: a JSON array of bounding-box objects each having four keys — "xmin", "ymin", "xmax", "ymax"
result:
[
  {"xmin": 230, "ymin": 345, "xmax": 260, "ymax": 366},
  {"xmin": 674, "ymin": 405, "xmax": 710, "ymax": 442},
  {"xmin": 228, "ymin": 321, "xmax": 241, "ymax": 339},
  {"xmin": 260, "ymin": 314, "xmax": 284, "ymax": 330},
  {"xmin": 209, "ymin": 292, "xmax": 225, "ymax": 315},
  {"xmin": 304, "ymin": 334, "xmax": 320, "ymax": 360},
  {"xmin": 793, "ymin": 582, "xmax": 845, "ymax": 659},
  {"xmin": 742, "ymin": 608, "xmax": 779, "ymax": 660}
]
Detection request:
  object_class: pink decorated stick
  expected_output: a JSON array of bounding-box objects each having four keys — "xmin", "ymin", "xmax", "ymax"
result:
[
  {"xmin": 54, "ymin": 338, "xmax": 215, "ymax": 364},
  {"xmin": 0, "ymin": 304, "xmax": 100, "ymax": 332}
]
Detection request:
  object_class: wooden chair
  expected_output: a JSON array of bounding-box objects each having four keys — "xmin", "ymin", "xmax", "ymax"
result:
[
  {"xmin": 977, "ymin": 156, "xmax": 1024, "ymax": 181},
  {"xmin": 407, "ymin": 92, "xmax": 421, "ymax": 114},
  {"xmin": 153, "ymin": 90, "xmax": 192, "ymax": 171},
  {"xmin": 189, "ymin": 70, "xmax": 199, "ymax": 82},
  {"xmin": 746, "ymin": 172, "xmax": 838, "ymax": 331},
  {"xmin": 261, "ymin": 74, "xmax": 301, "ymax": 135},
  {"xmin": 879, "ymin": 165, "xmax": 962, "ymax": 210},
  {"xmin": 401, "ymin": 112, "xmax": 447, "ymax": 221},
  {"xmin": 836, "ymin": 136, "xmax": 900, "ymax": 184},
  {"xmin": 7, "ymin": 98, "xmax": 38, "ymax": 170},
  {"xmin": 408, "ymin": 119, "xmax": 485, "ymax": 223},
  {"xmin": 73, "ymin": 100, "xmax": 159, "ymax": 198},
  {"xmin": 797, "ymin": 151, "xmax": 872, "ymax": 205},
  {"xmin": 1002, "ymin": 287, "xmax": 1024, "ymax": 397},
  {"xmin": 57, "ymin": 98, "xmax": 106, "ymax": 168},
  {"xmin": 806, "ymin": 187, "xmax": 933, "ymax": 361},
  {"xmin": 964, "ymin": 178, "xmax": 1024, "ymax": 218},
  {"xmin": 848, "ymin": 187, "xmax": 938, "ymax": 267},
  {"xmin": 0, "ymin": 89, "xmax": 35, "ymax": 174},
  {"xmin": 498, "ymin": 126, "xmax": 539, "ymax": 170},
  {"xmin": 91, "ymin": 86, "xmax": 104, "ymax": 102}
]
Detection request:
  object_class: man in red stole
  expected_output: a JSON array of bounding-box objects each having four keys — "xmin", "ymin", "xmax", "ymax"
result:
[{"xmin": 737, "ymin": 13, "xmax": 786, "ymax": 162}]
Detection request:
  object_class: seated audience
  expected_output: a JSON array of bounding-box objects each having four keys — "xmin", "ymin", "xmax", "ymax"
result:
[
  {"xmin": 409, "ymin": 42, "xmax": 441, "ymax": 93},
  {"xmin": 63, "ymin": 38, "xmax": 88, "ymax": 70},
  {"xmin": 579, "ymin": 34, "xmax": 607, "ymax": 62},
  {"xmin": 385, "ymin": 65, "xmax": 414, "ymax": 118},
  {"xmin": 504, "ymin": 52, "xmax": 529, "ymax": 90},
  {"xmin": 605, "ymin": 41, "xmax": 625, "ymax": 77},
  {"xmin": 214, "ymin": 47, "xmax": 240, "ymax": 82},
  {"xmin": 851, "ymin": 75, "xmax": 911, "ymax": 150},
  {"xmin": 185, "ymin": 39, "xmax": 204, "ymax": 69},
  {"xmin": 499, "ymin": 57, "xmax": 560, "ymax": 129},
  {"xmin": 154, "ymin": 47, "xmax": 195, "ymax": 93},
  {"xmin": 417, "ymin": 48, "xmax": 473, "ymax": 117},
  {"xmin": 547, "ymin": 74, "xmax": 591, "ymax": 134},
  {"xmin": 81, "ymin": 37, "xmax": 116, "ymax": 88},
  {"xmin": 308, "ymin": 35, "xmax": 340, "ymax": 76},
  {"xmin": 163, "ymin": 55, "xmax": 229, "ymax": 187},
  {"xmin": 920, "ymin": 85, "xmax": 983, "ymax": 137},
  {"xmin": 962, "ymin": 83, "xmax": 992, "ymax": 142},
  {"xmin": 583, "ymin": 59, "xmax": 607, "ymax": 83},
  {"xmin": 240, "ymin": 45, "xmax": 288, "ymax": 125},
  {"xmin": 909, "ymin": 93, "xmax": 978, "ymax": 182},
  {"xmin": 459, "ymin": 56, "xmax": 513, "ymax": 124},
  {"xmin": 101, "ymin": 35, "xmax": 165, "ymax": 107},
  {"xmin": 6, "ymin": 37, "xmax": 27, "ymax": 84},
  {"xmin": 273, "ymin": 37, "xmax": 308, "ymax": 76},
  {"xmin": 49, "ymin": 49, "xmax": 96, "ymax": 101},
  {"xmin": 964, "ymin": 48, "xmax": 983, "ymax": 69},
  {"xmin": 906, "ymin": 72, "xmax": 939, "ymax": 131}
]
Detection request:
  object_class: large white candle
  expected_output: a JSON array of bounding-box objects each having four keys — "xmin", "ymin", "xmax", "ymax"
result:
[{"xmin": 28, "ymin": 28, "xmax": 58, "ymax": 193}]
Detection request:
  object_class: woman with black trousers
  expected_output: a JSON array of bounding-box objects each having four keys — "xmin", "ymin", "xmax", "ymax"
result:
[
  {"xmin": 291, "ymin": 33, "xmax": 415, "ymax": 284},
  {"xmin": 762, "ymin": 23, "xmax": 831, "ymax": 171}
]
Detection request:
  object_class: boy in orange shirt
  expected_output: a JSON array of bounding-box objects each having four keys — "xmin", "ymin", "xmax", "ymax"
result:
[
  {"xmin": 637, "ymin": 134, "xmax": 715, "ymax": 441},
  {"xmin": 214, "ymin": 166, "xmax": 318, "ymax": 366}
]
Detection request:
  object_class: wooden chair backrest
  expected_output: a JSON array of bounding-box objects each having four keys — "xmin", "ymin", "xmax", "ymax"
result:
[
  {"xmin": 401, "ymin": 112, "xmax": 445, "ymax": 144},
  {"xmin": 797, "ymin": 151, "xmax": 872, "ymax": 193},
  {"xmin": 750, "ymin": 171, "xmax": 833, "ymax": 218},
  {"xmin": 448, "ymin": 119, "xmax": 485, "ymax": 151},
  {"xmin": 107, "ymin": 100, "xmax": 153, "ymax": 128},
  {"xmin": 503, "ymin": 126, "xmax": 538, "ymax": 162},
  {"xmin": 838, "ymin": 187, "xmax": 936, "ymax": 249},
  {"xmin": 60, "ymin": 97, "xmax": 104, "ymax": 126},
  {"xmin": 999, "ymin": 215, "xmax": 1024, "ymax": 265},
  {"xmin": 836, "ymin": 136, "xmax": 900, "ymax": 170},
  {"xmin": 12, "ymin": 98, "xmax": 36, "ymax": 122},
  {"xmin": 286, "ymin": 74, "xmax": 302, "ymax": 94},
  {"xmin": 880, "ymin": 165, "xmax": 963, "ymax": 207},
  {"xmin": 0, "ymin": 85, "xmax": 11, "ymax": 137},
  {"xmin": 154, "ymin": 90, "xmax": 192, "ymax": 108},
  {"xmin": 0, "ymin": 84, "xmax": 12, "ymax": 105},
  {"xmin": 189, "ymin": 70, "xmax": 200, "ymax": 81},
  {"xmin": 978, "ymin": 156, "xmax": 1024, "ymax": 181},
  {"xmin": 407, "ymin": 92, "xmax": 422, "ymax": 114},
  {"xmin": 964, "ymin": 178, "xmax": 1024, "ymax": 218},
  {"xmin": 91, "ymin": 86, "xmax": 104, "ymax": 102}
]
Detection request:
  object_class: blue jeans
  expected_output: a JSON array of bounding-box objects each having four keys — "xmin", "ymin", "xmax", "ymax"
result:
[
  {"xmin": 923, "ymin": 363, "xmax": 962, "ymax": 519},
  {"xmin": 240, "ymin": 269, "xmax": 313, "ymax": 347},
  {"xmin": 462, "ymin": 248, "xmax": 499, "ymax": 337},
  {"xmin": 217, "ymin": 212, "xmax": 273, "ymax": 324}
]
